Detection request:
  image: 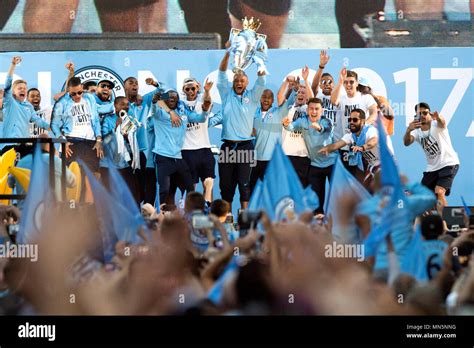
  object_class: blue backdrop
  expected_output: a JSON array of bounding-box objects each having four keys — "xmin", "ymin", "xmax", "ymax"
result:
[{"xmin": 1, "ymin": 48, "xmax": 472, "ymax": 209}]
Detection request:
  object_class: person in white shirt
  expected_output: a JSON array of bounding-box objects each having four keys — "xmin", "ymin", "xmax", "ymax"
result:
[
  {"xmin": 280, "ymin": 67, "xmax": 313, "ymax": 187},
  {"xmin": 27, "ymin": 88, "xmax": 52, "ymax": 137},
  {"xmin": 179, "ymin": 77, "xmax": 215, "ymax": 204},
  {"xmin": 403, "ymin": 102, "xmax": 460, "ymax": 215},
  {"xmin": 331, "ymin": 67, "xmax": 378, "ymax": 176},
  {"xmin": 319, "ymin": 108, "xmax": 385, "ymax": 191},
  {"xmin": 311, "ymin": 50, "xmax": 338, "ymax": 127}
]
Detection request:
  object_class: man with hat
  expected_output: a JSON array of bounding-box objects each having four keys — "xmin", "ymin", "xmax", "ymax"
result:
[{"xmin": 95, "ymin": 78, "xmax": 116, "ymax": 121}]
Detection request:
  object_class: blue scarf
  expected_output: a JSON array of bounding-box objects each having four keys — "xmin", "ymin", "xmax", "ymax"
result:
[{"xmin": 349, "ymin": 125, "xmax": 369, "ymax": 170}]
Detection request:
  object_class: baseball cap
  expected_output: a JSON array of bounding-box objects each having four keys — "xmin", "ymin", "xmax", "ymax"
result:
[
  {"xmin": 358, "ymin": 76, "xmax": 371, "ymax": 88},
  {"xmin": 183, "ymin": 77, "xmax": 199, "ymax": 86},
  {"xmin": 97, "ymin": 79, "xmax": 115, "ymax": 89}
]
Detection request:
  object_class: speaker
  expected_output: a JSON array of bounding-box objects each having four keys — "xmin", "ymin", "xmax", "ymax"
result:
[{"xmin": 442, "ymin": 206, "xmax": 473, "ymax": 229}]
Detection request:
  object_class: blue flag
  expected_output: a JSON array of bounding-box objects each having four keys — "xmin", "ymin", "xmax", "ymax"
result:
[
  {"xmin": 400, "ymin": 225, "xmax": 428, "ymax": 281},
  {"xmin": 260, "ymin": 143, "xmax": 311, "ymax": 221},
  {"xmin": 17, "ymin": 145, "xmax": 53, "ymax": 244},
  {"xmin": 248, "ymin": 179, "xmax": 263, "ymax": 211},
  {"xmin": 303, "ymin": 186, "xmax": 319, "ymax": 212},
  {"xmin": 364, "ymin": 117, "xmax": 408, "ymax": 256},
  {"xmin": 207, "ymin": 256, "xmax": 240, "ymax": 305},
  {"xmin": 106, "ymin": 158, "xmax": 147, "ymax": 241},
  {"xmin": 325, "ymin": 157, "xmax": 371, "ymax": 243},
  {"xmin": 461, "ymin": 196, "xmax": 471, "ymax": 216},
  {"xmin": 80, "ymin": 161, "xmax": 144, "ymax": 263}
]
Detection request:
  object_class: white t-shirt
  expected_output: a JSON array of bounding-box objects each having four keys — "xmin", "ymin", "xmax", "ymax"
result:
[
  {"xmin": 282, "ymin": 104, "xmax": 308, "ymax": 157},
  {"xmin": 337, "ymin": 92, "xmax": 376, "ymax": 140},
  {"xmin": 30, "ymin": 105, "xmax": 52, "ymax": 137},
  {"xmin": 317, "ymin": 90, "xmax": 339, "ymax": 129},
  {"xmin": 68, "ymin": 99, "xmax": 95, "ymax": 140},
  {"xmin": 342, "ymin": 126, "xmax": 381, "ymax": 167},
  {"xmin": 181, "ymin": 95, "xmax": 211, "ymax": 150},
  {"xmin": 411, "ymin": 121, "xmax": 460, "ymax": 172}
]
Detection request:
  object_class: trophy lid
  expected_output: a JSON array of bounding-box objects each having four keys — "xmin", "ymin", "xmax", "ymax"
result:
[{"xmin": 242, "ymin": 16, "xmax": 261, "ymax": 32}]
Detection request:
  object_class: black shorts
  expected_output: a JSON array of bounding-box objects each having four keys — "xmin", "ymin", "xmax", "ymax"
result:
[
  {"xmin": 421, "ymin": 164, "xmax": 459, "ymax": 196},
  {"xmin": 229, "ymin": 0, "xmax": 291, "ymax": 18},
  {"xmin": 182, "ymin": 148, "xmax": 216, "ymax": 183},
  {"xmin": 66, "ymin": 137, "xmax": 100, "ymax": 172}
]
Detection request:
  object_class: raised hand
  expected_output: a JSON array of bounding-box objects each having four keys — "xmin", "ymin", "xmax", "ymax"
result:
[
  {"xmin": 432, "ymin": 111, "xmax": 439, "ymax": 120},
  {"xmin": 12, "ymin": 56, "xmax": 22, "ymax": 65},
  {"xmin": 302, "ymin": 66, "xmax": 310, "ymax": 81},
  {"xmin": 203, "ymin": 78, "xmax": 214, "ymax": 92},
  {"xmin": 408, "ymin": 119, "xmax": 421, "ymax": 131},
  {"xmin": 319, "ymin": 49, "xmax": 330, "ymax": 67},
  {"xmin": 339, "ymin": 67, "xmax": 347, "ymax": 81},
  {"xmin": 145, "ymin": 78, "xmax": 155, "ymax": 86},
  {"xmin": 65, "ymin": 62, "xmax": 75, "ymax": 72}
]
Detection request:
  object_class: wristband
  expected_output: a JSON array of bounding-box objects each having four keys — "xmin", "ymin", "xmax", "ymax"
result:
[{"xmin": 319, "ymin": 65, "xmax": 325, "ymax": 69}]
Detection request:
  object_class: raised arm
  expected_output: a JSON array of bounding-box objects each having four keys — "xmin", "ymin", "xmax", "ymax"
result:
[
  {"xmin": 277, "ymin": 76, "xmax": 293, "ymax": 106},
  {"xmin": 432, "ymin": 111, "xmax": 446, "ymax": 128},
  {"xmin": 311, "ymin": 50, "xmax": 330, "ymax": 96},
  {"xmin": 331, "ymin": 67, "xmax": 346, "ymax": 106},
  {"xmin": 7, "ymin": 56, "xmax": 21, "ymax": 78},
  {"xmin": 217, "ymin": 52, "xmax": 231, "ymax": 101},
  {"xmin": 403, "ymin": 120, "xmax": 420, "ymax": 146},
  {"xmin": 250, "ymin": 73, "xmax": 266, "ymax": 103},
  {"xmin": 301, "ymin": 66, "xmax": 314, "ymax": 99}
]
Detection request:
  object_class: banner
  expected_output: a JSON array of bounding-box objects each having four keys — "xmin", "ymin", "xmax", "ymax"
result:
[{"xmin": 0, "ymin": 48, "xmax": 472, "ymax": 207}]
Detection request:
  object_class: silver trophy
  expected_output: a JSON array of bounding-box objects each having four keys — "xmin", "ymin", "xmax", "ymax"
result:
[
  {"xmin": 229, "ymin": 16, "xmax": 269, "ymax": 74},
  {"xmin": 119, "ymin": 110, "xmax": 142, "ymax": 136}
]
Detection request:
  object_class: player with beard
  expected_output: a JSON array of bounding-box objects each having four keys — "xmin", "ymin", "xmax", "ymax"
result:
[
  {"xmin": 280, "ymin": 67, "xmax": 313, "ymax": 187},
  {"xmin": 311, "ymin": 50, "xmax": 338, "ymax": 127},
  {"xmin": 215, "ymin": 49, "xmax": 266, "ymax": 209},
  {"xmin": 403, "ymin": 102, "xmax": 460, "ymax": 215},
  {"xmin": 319, "ymin": 108, "xmax": 387, "ymax": 190},
  {"xmin": 94, "ymin": 79, "xmax": 115, "ymax": 121},
  {"xmin": 0, "ymin": 56, "xmax": 50, "ymax": 156},
  {"xmin": 124, "ymin": 76, "xmax": 165, "ymax": 205},
  {"xmin": 331, "ymin": 68, "xmax": 377, "ymax": 175},
  {"xmin": 178, "ymin": 77, "xmax": 215, "ymax": 204}
]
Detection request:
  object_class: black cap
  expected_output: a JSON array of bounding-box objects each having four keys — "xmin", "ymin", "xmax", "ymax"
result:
[
  {"xmin": 415, "ymin": 102, "xmax": 430, "ymax": 112},
  {"xmin": 97, "ymin": 79, "xmax": 115, "ymax": 89}
]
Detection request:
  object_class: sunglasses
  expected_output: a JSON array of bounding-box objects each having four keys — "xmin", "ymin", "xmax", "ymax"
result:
[
  {"xmin": 420, "ymin": 111, "xmax": 430, "ymax": 115},
  {"xmin": 344, "ymin": 80, "xmax": 356, "ymax": 85},
  {"xmin": 348, "ymin": 117, "xmax": 360, "ymax": 123},
  {"xmin": 184, "ymin": 86, "xmax": 197, "ymax": 92},
  {"xmin": 100, "ymin": 83, "xmax": 112, "ymax": 89},
  {"xmin": 321, "ymin": 80, "xmax": 333, "ymax": 85},
  {"xmin": 69, "ymin": 91, "xmax": 83, "ymax": 97}
]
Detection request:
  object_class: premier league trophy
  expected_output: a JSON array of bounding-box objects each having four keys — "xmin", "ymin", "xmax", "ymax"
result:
[
  {"xmin": 119, "ymin": 109, "xmax": 142, "ymax": 136},
  {"xmin": 228, "ymin": 16, "xmax": 269, "ymax": 74}
]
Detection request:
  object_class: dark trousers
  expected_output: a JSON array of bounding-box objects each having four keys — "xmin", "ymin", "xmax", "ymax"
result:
[
  {"xmin": 154, "ymin": 153, "xmax": 194, "ymax": 205},
  {"xmin": 100, "ymin": 166, "xmax": 140, "ymax": 206},
  {"xmin": 308, "ymin": 165, "xmax": 333, "ymax": 215},
  {"xmin": 249, "ymin": 160, "xmax": 269, "ymax": 196},
  {"xmin": 145, "ymin": 167, "xmax": 157, "ymax": 205},
  {"xmin": 218, "ymin": 140, "xmax": 254, "ymax": 205},
  {"xmin": 288, "ymin": 155, "xmax": 310, "ymax": 188},
  {"xmin": 340, "ymin": 150, "xmax": 365, "ymax": 184}
]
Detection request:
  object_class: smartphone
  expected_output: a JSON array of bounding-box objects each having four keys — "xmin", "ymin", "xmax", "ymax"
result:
[
  {"xmin": 192, "ymin": 214, "xmax": 214, "ymax": 229},
  {"xmin": 413, "ymin": 114, "xmax": 420, "ymax": 122}
]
